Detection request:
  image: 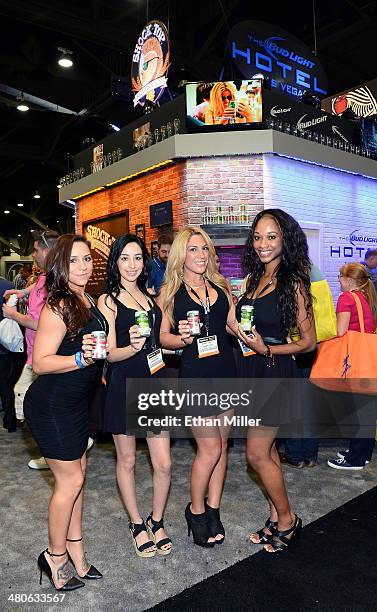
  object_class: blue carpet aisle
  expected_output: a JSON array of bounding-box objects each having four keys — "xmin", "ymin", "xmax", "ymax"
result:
[
  {"xmin": 1, "ymin": 426, "xmax": 377, "ymax": 612},
  {"xmin": 149, "ymin": 487, "xmax": 377, "ymax": 612}
]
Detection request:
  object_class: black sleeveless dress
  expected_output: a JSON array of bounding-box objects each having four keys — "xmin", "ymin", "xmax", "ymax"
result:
[
  {"xmin": 236, "ymin": 289, "xmax": 298, "ymax": 425},
  {"xmin": 24, "ymin": 303, "xmax": 108, "ymax": 461},
  {"xmin": 173, "ymin": 282, "xmax": 236, "ymax": 416},
  {"xmin": 102, "ymin": 296, "xmax": 163, "ymax": 435}
]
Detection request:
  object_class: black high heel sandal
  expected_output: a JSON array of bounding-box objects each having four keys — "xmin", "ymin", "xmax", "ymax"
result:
[
  {"xmin": 185, "ymin": 503, "xmax": 215, "ymax": 548},
  {"xmin": 66, "ymin": 537, "xmax": 103, "ymax": 579},
  {"xmin": 129, "ymin": 520, "xmax": 156, "ymax": 558},
  {"xmin": 146, "ymin": 514, "xmax": 172, "ymax": 556},
  {"xmin": 264, "ymin": 514, "xmax": 302, "ymax": 553},
  {"xmin": 249, "ymin": 518, "xmax": 277, "ymax": 545},
  {"xmin": 204, "ymin": 498, "xmax": 225, "ymax": 544},
  {"xmin": 38, "ymin": 549, "xmax": 85, "ymax": 591}
]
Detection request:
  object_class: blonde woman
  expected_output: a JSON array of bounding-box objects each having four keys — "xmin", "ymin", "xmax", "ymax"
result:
[
  {"xmin": 327, "ymin": 262, "xmax": 377, "ymax": 470},
  {"xmin": 158, "ymin": 226, "xmax": 238, "ymax": 548},
  {"xmin": 204, "ymin": 82, "xmax": 253, "ymax": 125}
]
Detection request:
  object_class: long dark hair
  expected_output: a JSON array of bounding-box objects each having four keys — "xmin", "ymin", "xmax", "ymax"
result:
[
  {"xmin": 243, "ymin": 209, "xmax": 312, "ymax": 329},
  {"xmin": 45, "ymin": 234, "xmax": 92, "ymax": 336},
  {"xmin": 106, "ymin": 234, "xmax": 151, "ymax": 299}
]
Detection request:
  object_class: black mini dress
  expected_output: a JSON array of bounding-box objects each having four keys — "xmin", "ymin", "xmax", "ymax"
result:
[
  {"xmin": 102, "ymin": 296, "xmax": 163, "ymax": 435},
  {"xmin": 236, "ymin": 289, "xmax": 298, "ymax": 425},
  {"xmin": 24, "ymin": 303, "xmax": 108, "ymax": 461}
]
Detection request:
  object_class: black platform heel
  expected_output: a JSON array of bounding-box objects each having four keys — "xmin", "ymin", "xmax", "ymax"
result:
[
  {"xmin": 146, "ymin": 514, "xmax": 172, "ymax": 556},
  {"xmin": 129, "ymin": 520, "xmax": 156, "ymax": 558},
  {"xmin": 204, "ymin": 498, "xmax": 225, "ymax": 544},
  {"xmin": 249, "ymin": 518, "xmax": 277, "ymax": 545},
  {"xmin": 264, "ymin": 514, "xmax": 302, "ymax": 553},
  {"xmin": 66, "ymin": 537, "xmax": 103, "ymax": 579},
  {"xmin": 38, "ymin": 549, "xmax": 85, "ymax": 591},
  {"xmin": 185, "ymin": 503, "xmax": 215, "ymax": 548}
]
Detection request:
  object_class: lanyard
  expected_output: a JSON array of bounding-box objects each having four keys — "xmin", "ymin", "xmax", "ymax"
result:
[
  {"xmin": 249, "ymin": 280, "xmax": 274, "ymax": 306},
  {"xmin": 184, "ymin": 280, "xmax": 211, "ymax": 336},
  {"xmin": 120, "ymin": 285, "xmax": 157, "ymax": 348},
  {"xmin": 85, "ymin": 293, "xmax": 107, "ymax": 333}
]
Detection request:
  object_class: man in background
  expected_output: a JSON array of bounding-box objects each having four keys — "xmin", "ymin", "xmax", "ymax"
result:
[
  {"xmin": 3, "ymin": 230, "xmax": 59, "ymax": 467},
  {"xmin": 0, "ymin": 274, "xmax": 17, "ymax": 432},
  {"xmin": 362, "ymin": 248, "xmax": 377, "ymax": 291},
  {"xmin": 148, "ymin": 233, "xmax": 173, "ymax": 294}
]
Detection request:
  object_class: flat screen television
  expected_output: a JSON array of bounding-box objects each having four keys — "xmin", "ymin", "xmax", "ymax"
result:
[
  {"xmin": 150, "ymin": 200, "xmax": 172, "ymax": 228},
  {"xmin": 361, "ymin": 118, "xmax": 377, "ymax": 156},
  {"xmin": 186, "ymin": 80, "xmax": 263, "ymax": 130}
]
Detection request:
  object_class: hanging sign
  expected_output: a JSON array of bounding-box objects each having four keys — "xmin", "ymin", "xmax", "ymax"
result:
[
  {"xmin": 228, "ymin": 21, "xmax": 327, "ymax": 99},
  {"xmin": 321, "ymin": 79, "xmax": 377, "ymax": 118},
  {"xmin": 131, "ymin": 20, "xmax": 170, "ymax": 107}
]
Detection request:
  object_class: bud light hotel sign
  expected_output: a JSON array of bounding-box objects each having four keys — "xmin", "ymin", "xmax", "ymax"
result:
[{"xmin": 228, "ymin": 21, "xmax": 328, "ymax": 99}]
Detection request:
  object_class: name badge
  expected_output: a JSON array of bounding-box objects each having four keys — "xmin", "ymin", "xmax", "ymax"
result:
[
  {"xmin": 147, "ymin": 349, "xmax": 165, "ymax": 375},
  {"xmin": 238, "ymin": 338, "xmax": 256, "ymax": 358},
  {"xmin": 197, "ymin": 335, "xmax": 219, "ymax": 358}
]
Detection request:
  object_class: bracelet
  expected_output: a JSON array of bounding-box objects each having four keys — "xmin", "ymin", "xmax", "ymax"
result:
[
  {"xmin": 74, "ymin": 351, "xmax": 85, "ymax": 369},
  {"xmin": 22, "ymin": 288, "xmax": 30, "ymax": 298},
  {"xmin": 263, "ymin": 345, "xmax": 272, "ymax": 358}
]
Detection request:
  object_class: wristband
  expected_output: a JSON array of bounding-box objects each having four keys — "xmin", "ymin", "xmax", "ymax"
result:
[
  {"xmin": 74, "ymin": 351, "xmax": 85, "ymax": 369},
  {"xmin": 22, "ymin": 288, "xmax": 30, "ymax": 298},
  {"xmin": 263, "ymin": 345, "xmax": 272, "ymax": 358}
]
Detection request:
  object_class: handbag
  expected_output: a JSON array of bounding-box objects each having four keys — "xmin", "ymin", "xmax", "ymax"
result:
[
  {"xmin": 290, "ymin": 279, "xmax": 337, "ymax": 343},
  {"xmin": 310, "ymin": 291, "xmax": 377, "ymax": 395},
  {"xmin": 0, "ymin": 318, "xmax": 24, "ymax": 352}
]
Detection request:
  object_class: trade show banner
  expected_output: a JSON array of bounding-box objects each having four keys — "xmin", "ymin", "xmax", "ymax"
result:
[
  {"xmin": 83, "ymin": 212, "xmax": 129, "ymax": 295},
  {"xmin": 228, "ymin": 21, "xmax": 328, "ymax": 99},
  {"xmin": 321, "ymin": 78, "xmax": 377, "ymax": 118}
]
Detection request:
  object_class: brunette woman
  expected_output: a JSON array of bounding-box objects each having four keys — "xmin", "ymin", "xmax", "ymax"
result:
[
  {"xmin": 24, "ymin": 235, "xmax": 106, "ymax": 590},
  {"xmin": 98, "ymin": 234, "xmax": 172, "ymax": 558},
  {"xmin": 237, "ymin": 209, "xmax": 316, "ymax": 553},
  {"xmin": 327, "ymin": 262, "xmax": 377, "ymax": 470},
  {"xmin": 158, "ymin": 226, "xmax": 238, "ymax": 547}
]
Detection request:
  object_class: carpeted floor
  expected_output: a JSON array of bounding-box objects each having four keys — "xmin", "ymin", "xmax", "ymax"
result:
[
  {"xmin": 148, "ymin": 486, "xmax": 377, "ymax": 612},
  {"xmin": 1, "ymin": 425, "xmax": 377, "ymax": 612}
]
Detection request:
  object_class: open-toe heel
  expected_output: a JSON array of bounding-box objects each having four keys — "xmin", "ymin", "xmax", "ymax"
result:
[
  {"xmin": 66, "ymin": 537, "xmax": 103, "ymax": 579},
  {"xmin": 204, "ymin": 498, "xmax": 225, "ymax": 544},
  {"xmin": 129, "ymin": 520, "xmax": 156, "ymax": 558},
  {"xmin": 185, "ymin": 503, "xmax": 215, "ymax": 548},
  {"xmin": 38, "ymin": 550, "xmax": 85, "ymax": 591},
  {"xmin": 264, "ymin": 515, "xmax": 302, "ymax": 553},
  {"xmin": 146, "ymin": 514, "xmax": 172, "ymax": 556},
  {"xmin": 249, "ymin": 518, "xmax": 277, "ymax": 545}
]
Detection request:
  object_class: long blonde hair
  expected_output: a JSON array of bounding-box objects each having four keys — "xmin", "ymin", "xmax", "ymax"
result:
[
  {"xmin": 162, "ymin": 226, "xmax": 231, "ymax": 328},
  {"xmin": 340, "ymin": 262, "xmax": 377, "ymax": 320},
  {"xmin": 208, "ymin": 82, "xmax": 236, "ymax": 123}
]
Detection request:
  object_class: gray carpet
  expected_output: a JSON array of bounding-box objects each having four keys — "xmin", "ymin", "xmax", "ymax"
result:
[{"xmin": 1, "ymin": 426, "xmax": 377, "ymax": 612}]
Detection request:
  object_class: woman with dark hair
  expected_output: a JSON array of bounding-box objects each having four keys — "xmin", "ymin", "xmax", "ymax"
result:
[
  {"xmin": 24, "ymin": 234, "xmax": 107, "ymax": 590},
  {"xmin": 98, "ymin": 234, "xmax": 172, "ymax": 558},
  {"xmin": 237, "ymin": 209, "xmax": 316, "ymax": 553}
]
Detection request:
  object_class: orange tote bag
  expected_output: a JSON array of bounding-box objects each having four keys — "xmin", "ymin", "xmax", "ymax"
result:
[{"xmin": 310, "ymin": 292, "xmax": 377, "ymax": 395}]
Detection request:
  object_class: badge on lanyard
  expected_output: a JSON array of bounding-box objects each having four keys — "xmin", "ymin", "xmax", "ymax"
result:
[
  {"xmin": 147, "ymin": 348, "xmax": 165, "ymax": 374},
  {"xmin": 197, "ymin": 335, "xmax": 219, "ymax": 358},
  {"xmin": 237, "ymin": 338, "xmax": 256, "ymax": 357}
]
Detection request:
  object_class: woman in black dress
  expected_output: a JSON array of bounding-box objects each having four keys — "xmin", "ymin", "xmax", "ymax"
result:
[
  {"xmin": 98, "ymin": 235, "xmax": 172, "ymax": 558},
  {"xmin": 24, "ymin": 235, "xmax": 106, "ymax": 590},
  {"xmin": 237, "ymin": 209, "xmax": 316, "ymax": 552},
  {"xmin": 158, "ymin": 226, "xmax": 238, "ymax": 548}
]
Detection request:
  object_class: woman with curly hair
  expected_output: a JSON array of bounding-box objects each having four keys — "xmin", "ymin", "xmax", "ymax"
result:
[
  {"xmin": 158, "ymin": 226, "xmax": 237, "ymax": 548},
  {"xmin": 98, "ymin": 234, "xmax": 172, "ymax": 558},
  {"xmin": 237, "ymin": 209, "xmax": 316, "ymax": 553}
]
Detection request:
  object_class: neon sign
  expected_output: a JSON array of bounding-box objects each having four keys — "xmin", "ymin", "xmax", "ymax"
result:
[{"xmin": 228, "ymin": 21, "xmax": 327, "ymax": 99}]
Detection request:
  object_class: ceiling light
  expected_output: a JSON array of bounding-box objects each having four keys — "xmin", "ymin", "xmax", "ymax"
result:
[
  {"xmin": 33, "ymin": 190, "xmax": 40, "ymax": 199},
  {"xmin": 109, "ymin": 123, "xmax": 120, "ymax": 132},
  {"xmin": 4, "ymin": 210, "xmax": 10, "ymax": 214},
  {"xmin": 16, "ymin": 94, "xmax": 29, "ymax": 112},
  {"xmin": 57, "ymin": 184, "xmax": 62, "ymax": 189},
  {"xmin": 58, "ymin": 47, "xmax": 73, "ymax": 68},
  {"xmin": 17, "ymin": 202, "xmax": 23, "ymax": 207},
  {"xmin": 18, "ymin": 234, "xmax": 21, "ymax": 237}
]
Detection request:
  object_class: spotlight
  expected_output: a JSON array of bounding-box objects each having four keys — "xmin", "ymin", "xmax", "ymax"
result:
[
  {"xmin": 299, "ymin": 90, "xmax": 321, "ymax": 109},
  {"xmin": 17, "ymin": 202, "xmax": 23, "ymax": 207},
  {"xmin": 109, "ymin": 123, "xmax": 121, "ymax": 132},
  {"xmin": 57, "ymin": 184, "xmax": 62, "ymax": 189},
  {"xmin": 58, "ymin": 47, "xmax": 73, "ymax": 68},
  {"xmin": 4, "ymin": 209, "xmax": 10, "ymax": 214},
  {"xmin": 33, "ymin": 190, "xmax": 41, "ymax": 199},
  {"xmin": 17, "ymin": 234, "xmax": 21, "ymax": 237},
  {"xmin": 16, "ymin": 94, "xmax": 29, "ymax": 112}
]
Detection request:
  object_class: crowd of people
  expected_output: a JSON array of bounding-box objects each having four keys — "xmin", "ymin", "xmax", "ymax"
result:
[{"xmin": 0, "ymin": 211, "xmax": 376, "ymax": 591}]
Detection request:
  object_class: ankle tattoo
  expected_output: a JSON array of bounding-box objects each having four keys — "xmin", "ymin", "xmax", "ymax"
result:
[{"xmin": 57, "ymin": 561, "xmax": 72, "ymax": 582}]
